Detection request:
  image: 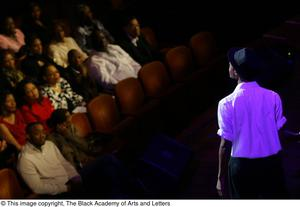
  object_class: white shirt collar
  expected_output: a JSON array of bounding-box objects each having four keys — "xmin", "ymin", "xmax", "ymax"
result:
[{"xmin": 234, "ymin": 81, "xmax": 259, "ymax": 92}]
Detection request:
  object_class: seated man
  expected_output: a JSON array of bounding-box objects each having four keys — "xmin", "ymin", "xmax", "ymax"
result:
[
  {"xmin": 17, "ymin": 122, "xmax": 80, "ymax": 196},
  {"xmin": 118, "ymin": 14, "xmax": 160, "ymax": 65},
  {"xmin": 64, "ymin": 49, "xmax": 100, "ymax": 102},
  {"xmin": 86, "ymin": 30, "xmax": 141, "ymax": 91},
  {"xmin": 17, "ymin": 122, "xmax": 142, "ymax": 198},
  {"xmin": 74, "ymin": 3, "xmax": 114, "ymax": 54}
]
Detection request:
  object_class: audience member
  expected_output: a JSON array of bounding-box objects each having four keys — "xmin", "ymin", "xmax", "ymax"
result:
[
  {"xmin": 22, "ymin": 2, "xmax": 51, "ymax": 45},
  {"xmin": 74, "ymin": 3, "xmax": 114, "ymax": 54},
  {"xmin": 0, "ymin": 91, "xmax": 26, "ymax": 151},
  {"xmin": 0, "ymin": 50, "xmax": 24, "ymax": 91},
  {"xmin": 0, "ymin": 16, "xmax": 25, "ymax": 53},
  {"xmin": 18, "ymin": 122, "xmax": 142, "ymax": 198},
  {"xmin": 21, "ymin": 35, "xmax": 61, "ymax": 85},
  {"xmin": 87, "ymin": 30, "xmax": 141, "ymax": 91},
  {"xmin": 64, "ymin": 49, "xmax": 100, "ymax": 101},
  {"xmin": 47, "ymin": 109, "xmax": 92, "ymax": 170},
  {"xmin": 40, "ymin": 64, "xmax": 86, "ymax": 113},
  {"xmin": 17, "ymin": 122, "xmax": 81, "ymax": 196},
  {"xmin": 48, "ymin": 21, "xmax": 88, "ymax": 68},
  {"xmin": 17, "ymin": 79, "xmax": 54, "ymax": 132},
  {"xmin": 118, "ymin": 14, "xmax": 159, "ymax": 65}
]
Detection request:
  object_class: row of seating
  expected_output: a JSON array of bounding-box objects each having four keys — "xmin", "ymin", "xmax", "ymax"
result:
[
  {"xmin": 70, "ymin": 31, "xmax": 232, "ymax": 160},
  {"xmin": 0, "ymin": 31, "xmax": 231, "ymax": 199}
]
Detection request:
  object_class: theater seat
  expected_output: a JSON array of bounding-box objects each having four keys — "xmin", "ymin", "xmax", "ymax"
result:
[
  {"xmin": 189, "ymin": 31, "xmax": 218, "ymax": 68},
  {"xmin": 87, "ymin": 94, "xmax": 140, "ymax": 156},
  {"xmin": 165, "ymin": 45, "xmax": 195, "ymax": 82},
  {"xmin": 0, "ymin": 168, "xmax": 25, "ymax": 198},
  {"xmin": 141, "ymin": 27, "xmax": 159, "ymax": 51},
  {"xmin": 115, "ymin": 77, "xmax": 162, "ymax": 138},
  {"xmin": 138, "ymin": 61, "xmax": 190, "ymax": 135},
  {"xmin": 138, "ymin": 61, "xmax": 172, "ymax": 98},
  {"xmin": 115, "ymin": 77, "xmax": 145, "ymax": 116},
  {"xmin": 70, "ymin": 113, "xmax": 93, "ymax": 139},
  {"xmin": 87, "ymin": 94, "xmax": 138, "ymax": 140},
  {"xmin": 141, "ymin": 27, "xmax": 171, "ymax": 56}
]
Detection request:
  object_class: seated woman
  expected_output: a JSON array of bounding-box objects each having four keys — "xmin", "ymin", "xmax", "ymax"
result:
[
  {"xmin": 47, "ymin": 109, "xmax": 93, "ymax": 170},
  {"xmin": 0, "ymin": 91, "xmax": 26, "ymax": 151},
  {"xmin": 86, "ymin": 30, "xmax": 141, "ymax": 91},
  {"xmin": 0, "ymin": 16, "xmax": 25, "ymax": 53},
  {"xmin": 17, "ymin": 79, "xmax": 54, "ymax": 132},
  {"xmin": 40, "ymin": 63, "xmax": 86, "ymax": 113},
  {"xmin": 0, "ymin": 50, "xmax": 25, "ymax": 91},
  {"xmin": 48, "ymin": 21, "xmax": 88, "ymax": 68},
  {"xmin": 21, "ymin": 35, "xmax": 61, "ymax": 85}
]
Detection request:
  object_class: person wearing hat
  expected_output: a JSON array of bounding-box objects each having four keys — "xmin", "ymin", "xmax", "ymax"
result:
[{"xmin": 216, "ymin": 47, "xmax": 287, "ymax": 198}]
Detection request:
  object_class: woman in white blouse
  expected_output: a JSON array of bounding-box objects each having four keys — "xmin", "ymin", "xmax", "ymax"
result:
[
  {"xmin": 41, "ymin": 63, "xmax": 86, "ymax": 113},
  {"xmin": 48, "ymin": 21, "xmax": 88, "ymax": 68}
]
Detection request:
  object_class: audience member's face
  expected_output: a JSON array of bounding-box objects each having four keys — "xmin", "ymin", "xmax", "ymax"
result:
[
  {"xmin": 70, "ymin": 50, "xmax": 84, "ymax": 66},
  {"xmin": 54, "ymin": 25, "xmax": 65, "ymax": 42},
  {"xmin": 31, "ymin": 5, "xmax": 41, "ymax": 20},
  {"xmin": 24, "ymin": 82, "xmax": 40, "ymax": 102},
  {"xmin": 4, "ymin": 94, "xmax": 16, "ymax": 113},
  {"xmin": 4, "ymin": 17, "xmax": 16, "ymax": 35},
  {"xmin": 125, "ymin": 18, "xmax": 141, "ymax": 38},
  {"xmin": 82, "ymin": 6, "xmax": 93, "ymax": 20},
  {"xmin": 31, "ymin": 38, "xmax": 43, "ymax": 55},
  {"xmin": 94, "ymin": 31, "xmax": 108, "ymax": 50},
  {"xmin": 44, "ymin": 65, "xmax": 60, "ymax": 85},
  {"xmin": 28, "ymin": 124, "xmax": 46, "ymax": 148},
  {"xmin": 2, "ymin": 53, "xmax": 16, "ymax": 70}
]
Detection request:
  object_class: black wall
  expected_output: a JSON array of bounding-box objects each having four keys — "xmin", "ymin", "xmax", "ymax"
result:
[{"xmin": 2, "ymin": 0, "xmax": 299, "ymax": 50}]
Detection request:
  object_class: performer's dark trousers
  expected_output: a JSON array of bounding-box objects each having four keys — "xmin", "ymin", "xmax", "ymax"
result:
[{"xmin": 228, "ymin": 152, "xmax": 287, "ymax": 198}]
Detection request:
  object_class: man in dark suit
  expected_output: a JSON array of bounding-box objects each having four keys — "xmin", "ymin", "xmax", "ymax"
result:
[{"xmin": 118, "ymin": 15, "xmax": 159, "ymax": 65}]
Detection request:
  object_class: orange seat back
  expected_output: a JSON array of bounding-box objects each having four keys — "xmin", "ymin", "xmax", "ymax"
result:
[
  {"xmin": 87, "ymin": 94, "xmax": 120, "ymax": 133},
  {"xmin": 70, "ymin": 113, "xmax": 93, "ymax": 139},
  {"xmin": 138, "ymin": 61, "xmax": 171, "ymax": 98},
  {"xmin": 190, "ymin": 32, "xmax": 217, "ymax": 67},
  {"xmin": 115, "ymin": 77, "xmax": 145, "ymax": 116},
  {"xmin": 0, "ymin": 168, "xmax": 24, "ymax": 199},
  {"xmin": 165, "ymin": 45, "xmax": 194, "ymax": 81}
]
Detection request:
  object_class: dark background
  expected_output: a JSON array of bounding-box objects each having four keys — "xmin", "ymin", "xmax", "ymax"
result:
[{"xmin": 1, "ymin": 0, "xmax": 300, "ymax": 50}]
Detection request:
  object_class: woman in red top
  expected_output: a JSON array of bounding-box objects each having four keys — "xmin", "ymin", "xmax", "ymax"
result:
[
  {"xmin": 0, "ymin": 91, "xmax": 26, "ymax": 151},
  {"xmin": 17, "ymin": 79, "xmax": 54, "ymax": 131}
]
